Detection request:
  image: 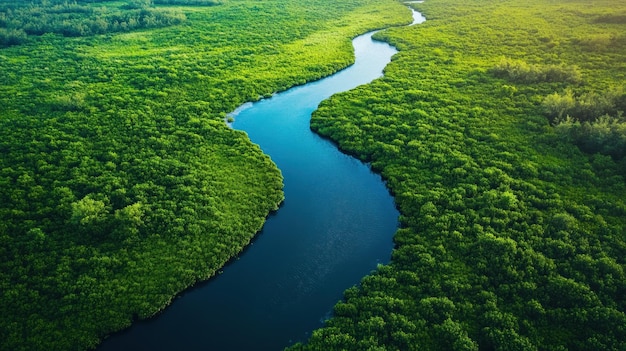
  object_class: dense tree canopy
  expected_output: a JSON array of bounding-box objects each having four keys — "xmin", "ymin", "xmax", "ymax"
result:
[
  {"xmin": 4, "ymin": 0, "xmax": 624, "ymax": 349},
  {"xmin": 0, "ymin": 0, "xmax": 189, "ymax": 46},
  {"xmin": 0, "ymin": 0, "xmax": 410, "ymax": 350},
  {"xmin": 290, "ymin": 0, "xmax": 626, "ymax": 349}
]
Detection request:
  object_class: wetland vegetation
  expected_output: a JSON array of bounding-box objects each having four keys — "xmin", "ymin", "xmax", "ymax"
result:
[
  {"xmin": 290, "ymin": 0, "xmax": 626, "ymax": 349},
  {"xmin": 2, "ymin": 0, "xmax": 625, "ymax": 350},
  {"xmin": 0, "ymin": 0, "xmax": 409, "ymax": 349}
]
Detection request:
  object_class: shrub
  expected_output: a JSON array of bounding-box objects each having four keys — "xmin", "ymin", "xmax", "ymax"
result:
[
  {"xmin": 0, "ymin": 28, "xmax": 27, "ymax": 47},
  {"xmin": 543, "ymin": 86, "xmax": 625, "ymax": 123},
  {"xmin": 492, "ymin": 57, "xmax": 581, "ymax": 84},
  {"xmin": 555, "ymin": 114, "xmax": 626, "ymax": 159}
]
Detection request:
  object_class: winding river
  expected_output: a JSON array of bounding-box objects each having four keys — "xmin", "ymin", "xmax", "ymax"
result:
[{"xmin": 98, "ymin": 7, "xmax": 425, "ymax": 351}]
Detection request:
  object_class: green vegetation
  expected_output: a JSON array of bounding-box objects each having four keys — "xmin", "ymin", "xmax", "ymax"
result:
[
  {"xmin": 0, "ymin": 0, "xmax": 410, "ymax": 350},
  {"xmin": 5, "ymin": 0, "xmax": 624, "ymax": 349},
  {"xmin": 492, "ymin": 57, "xmax": 582, "ymax": 85},
  {"xmin": 290, "ymin": 0, "xmax": 626, "ymax": 349},
  {"xmin": 0, "ymin": 0, "xmax": 188, "ymax": 46},
  {"xmin": 543, "ymin": 88, "xmax": 626, "ymax": 159}
]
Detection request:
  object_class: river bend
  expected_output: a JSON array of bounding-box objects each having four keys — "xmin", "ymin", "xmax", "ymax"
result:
[{"xmin": 98, "ymin": 7, "xmax": 424, "ymax": 351}]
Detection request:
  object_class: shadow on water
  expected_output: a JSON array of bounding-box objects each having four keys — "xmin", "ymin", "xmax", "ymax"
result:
[{"xmin": 97, "ymin": 7, "xmax": 425, "ymax": 351}]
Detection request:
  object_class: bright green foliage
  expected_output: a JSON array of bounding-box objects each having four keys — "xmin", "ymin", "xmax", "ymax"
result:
[
  {"xmin": 290, "ymin": 0, "xmax": 626, "ymax": 350},
  {"xmin": 0, "ymin": 0, "xmax": 410, "ymax": 350}
]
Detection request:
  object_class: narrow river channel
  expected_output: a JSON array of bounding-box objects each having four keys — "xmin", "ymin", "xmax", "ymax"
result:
[{"xmin": 98, "ymin": 7, "xmax": 425, "ymax": 351}]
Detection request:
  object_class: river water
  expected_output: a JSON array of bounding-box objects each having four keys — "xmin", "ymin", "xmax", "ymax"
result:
[{"xmin": 98, "ymin": 8, "xmax": 424, "ymax": 351}]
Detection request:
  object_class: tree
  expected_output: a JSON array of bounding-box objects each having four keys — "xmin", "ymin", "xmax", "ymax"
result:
[{"xmin": 70, "ymin": 194, "xmax": 110, "ymax": 229}]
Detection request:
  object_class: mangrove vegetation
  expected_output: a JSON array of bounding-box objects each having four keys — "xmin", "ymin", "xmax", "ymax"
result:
[
  {"xmin": 3, "ymin": 0, "xmax": 625, "ymax": 349},
  {"xmin": 0, "ymin": 0, "xmax": 410, "ymax": 350},
  {"xmin": 289, "ymin": 0, "xmax": 626, "ymax": 349}
]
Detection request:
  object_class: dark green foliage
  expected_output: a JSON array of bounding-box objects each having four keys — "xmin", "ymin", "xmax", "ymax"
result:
[
  {"xmin": 542, "ymin": 88, "xmax": 625, "ymax": 159},
  {"xmin": 0, "ymin": 0, "xmax": 187, "ymax": 45},
  {"xmin": 0, "ymin": 28, "xmax": 27, "ymax": 46},
  {"xmin": 595, "ymin": 13, "xmax": 626, "ymax": 24},
  {"xmin": 154, "ymin": 0, "xmax": 221, "ymax": 5},
  {"xmin": 290, "ymin": 0, "xmax": 626, "ymax": 350},
  {"xmin": 542, "ymin": 88, "xmax": 624, "ymax": 123},
  {"xmin": 492, "ymin": 57, "xmax": 582, "ymax": 84},
  {"xmin": 555, "ymin": 115, "xmax": 626, "ymax": 160}
]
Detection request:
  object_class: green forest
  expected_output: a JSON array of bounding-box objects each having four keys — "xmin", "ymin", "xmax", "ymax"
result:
[
  {"xmin": 0, "ymin": 0, "xmax": 409, "ymax": 350},
  {"xmin": 2, "ymin": 0, "xmax": 625, "ymax": 350},
  {"xmin": 289, "ymin": 0, "xmax": 626, "ymax": 350}
]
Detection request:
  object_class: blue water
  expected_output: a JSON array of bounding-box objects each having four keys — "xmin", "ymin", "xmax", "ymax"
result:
[{"xmin": 97, "ymin": 9, "xmax": 425, "ymax": 350}]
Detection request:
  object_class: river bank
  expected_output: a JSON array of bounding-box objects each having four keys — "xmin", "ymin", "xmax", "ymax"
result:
[{"xmin": 95, "ymin": 9, "xmax": 426, "ymax": 350}]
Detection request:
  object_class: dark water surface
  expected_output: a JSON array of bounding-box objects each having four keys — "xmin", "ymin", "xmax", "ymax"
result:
[{"xmin": 98, "ymin": 10, "xmax": 425, "ymax": 351}]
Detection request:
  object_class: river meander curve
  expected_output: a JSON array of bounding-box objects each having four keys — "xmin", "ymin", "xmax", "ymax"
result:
[{"xmin": 97, "ymin": 7, "xmax": 425, "ymax": 351}]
